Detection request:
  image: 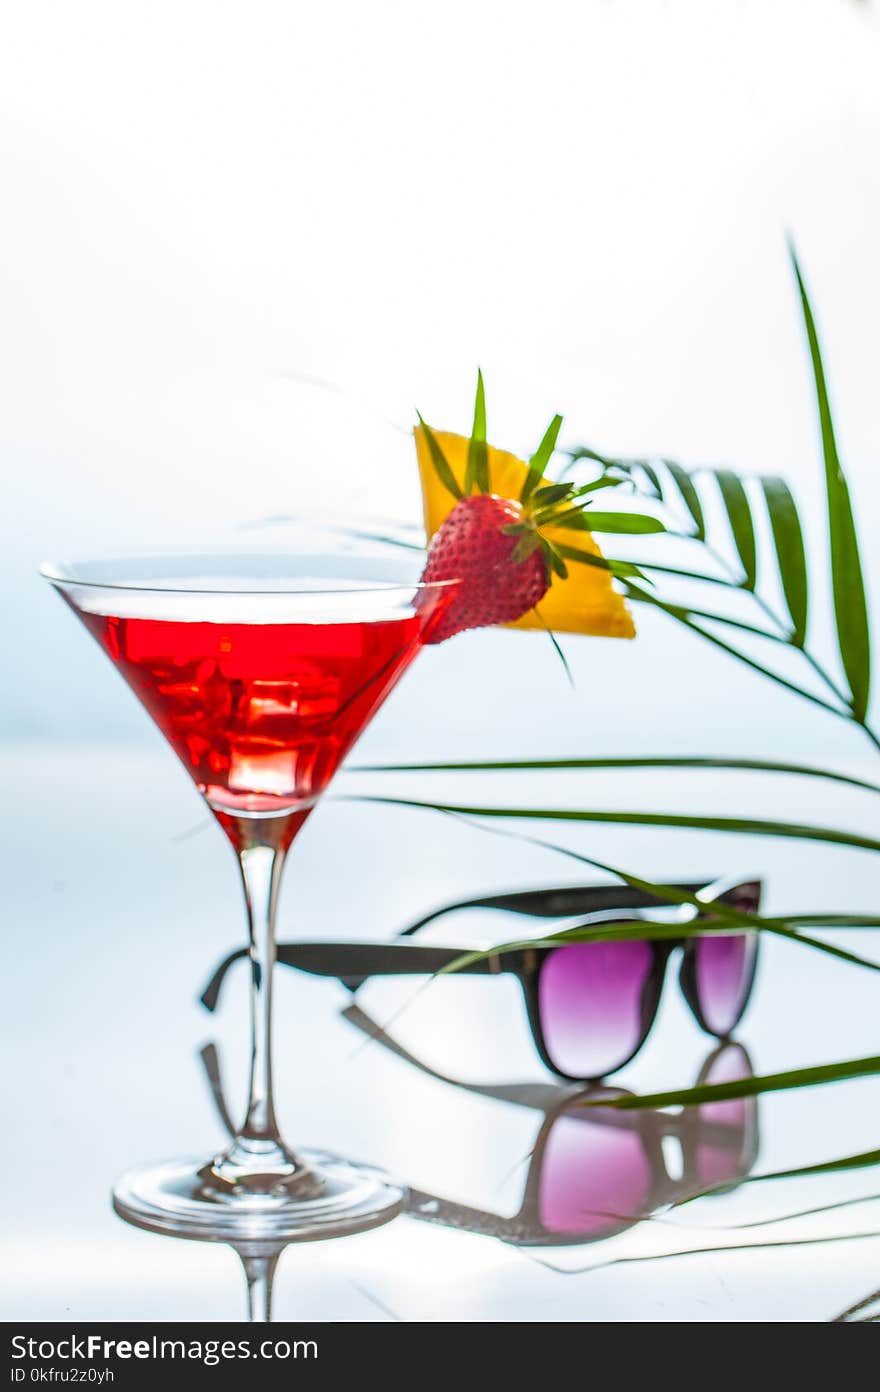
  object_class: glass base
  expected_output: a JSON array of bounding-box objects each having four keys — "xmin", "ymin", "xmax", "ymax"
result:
[{"xmin": 113, "ymin": 1148, "xmax": 407, "ymax": 1243}]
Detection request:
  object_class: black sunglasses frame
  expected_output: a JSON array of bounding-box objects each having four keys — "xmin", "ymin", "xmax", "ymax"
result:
[
  {"xmin": 401, "ymin": 874, "xmax": 762, "ymax": 1082},
  {"xmin": 523, "ymin": 921, "xmax": 760, "ymax": 1083},
  {"xmin": 199, "ymin": 876, "xmax": 762, "ymax": 1083}
]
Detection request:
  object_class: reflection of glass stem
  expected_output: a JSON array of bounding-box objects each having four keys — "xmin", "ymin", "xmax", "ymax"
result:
[
  {"xmin": 236, "ymin": 1246, "xmax": 281, "ymax": 1323},
  {"xmin": 197, "ymin": 1048, "xmax": 288, "ymax": 1321}
]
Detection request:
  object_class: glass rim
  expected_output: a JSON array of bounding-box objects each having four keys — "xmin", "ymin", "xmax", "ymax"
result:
[{"xmin": 38, "ymin": 552, "xmax": 458, "ymax": 599}]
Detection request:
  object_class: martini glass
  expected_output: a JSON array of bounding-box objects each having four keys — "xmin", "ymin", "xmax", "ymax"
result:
[{"xmin": 41, "ymin": 545, "xmax": 456, "ymax": 1242}]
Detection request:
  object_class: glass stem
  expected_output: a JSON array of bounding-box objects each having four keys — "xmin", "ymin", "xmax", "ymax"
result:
[
  {"xmin": 237, "ymin": 842, "xmax": 285, "ymax": 1144},
  {"xmin": 201, "ymin": 816, "xmax": 321, "ymax": 1198}
]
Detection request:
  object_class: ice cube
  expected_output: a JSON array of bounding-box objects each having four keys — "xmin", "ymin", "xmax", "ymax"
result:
[
  {"xmin": 237, "ymin": 676, "xmax": 340, "ymax": 738},
  {"xmin": 155, "ymin": 680, "xmax": 206, "ymax": 727},
  {"xmin": 184, "ymin": 733, "xmax": 212, "ymax": 767},
  {"xmin": 156, "ymin": 666, "xmax": 231, "ymax": 727},
  {"xmin": 228, "ymin": 741, "xmax": 301, "ymax": 798}
]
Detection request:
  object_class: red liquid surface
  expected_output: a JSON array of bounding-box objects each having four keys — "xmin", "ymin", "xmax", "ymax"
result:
[{"xmin": 81, "ymin": 611, "xmax": 422, "ymax": 830}]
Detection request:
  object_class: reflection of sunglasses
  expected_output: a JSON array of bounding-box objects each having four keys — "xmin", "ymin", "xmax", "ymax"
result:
[
  {"xmin": 201, "ymin": 876, "xmax": 762, "ymax": 1082},
  {"xmin": 340, "ymin": 1002, "xmax": 759, "ymax": 1247}
]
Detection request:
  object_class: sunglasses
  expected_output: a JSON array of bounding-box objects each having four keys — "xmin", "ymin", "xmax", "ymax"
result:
[
  {"xmin": 340, "ymin": 1001, "xmax": 759, "ymax": 1246},
  {"xmin": 198, "ymin": 1019, "xmax": 758, "ymax": 1249},
  {"xmin": 200, "ymin": 875, "xmax": 762, "ymax": 1082}
]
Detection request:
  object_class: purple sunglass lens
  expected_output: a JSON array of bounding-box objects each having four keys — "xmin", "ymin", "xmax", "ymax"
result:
[
  {"xmin": 693, "ymin": 1042, "xmax": 756, "ymax": 1186},
  {"xmin": 538, "ymin": 939, "xmax": 654, "ymax": 1079},
  {"xmin": 538, "ymin": 1106, "xmax": 653, "ymax": 1236},
  {"xmin": 694, "ymin": 932, "xmax": 757, "ymax": 1036}
]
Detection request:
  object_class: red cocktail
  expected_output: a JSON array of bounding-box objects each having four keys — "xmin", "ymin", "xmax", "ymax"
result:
[
  {"xmin": 42, "ymin": 549, "xmax": 455, "ymax": 1241},
  {"xmin": 81, "ymin": 610, "xmax": 422, "ymax": 844}
]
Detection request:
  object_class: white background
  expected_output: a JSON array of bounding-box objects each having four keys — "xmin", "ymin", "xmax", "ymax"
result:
[
  {"xmin": 3, "ymin": 4, "xmax": 880, "ymax": 1322},
  {"xmin": 2, "ymin": 0, "xmax": 878, "ymax": 760}
]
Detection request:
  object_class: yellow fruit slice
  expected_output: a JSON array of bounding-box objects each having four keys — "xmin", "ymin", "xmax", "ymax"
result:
[{"xmin": 414, "ymin": 426, "xmax": 635, "ymax": 639}]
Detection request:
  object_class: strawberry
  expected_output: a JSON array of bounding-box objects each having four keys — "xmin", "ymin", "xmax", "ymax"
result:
[
  {"xmin": 414, "ymin": 372, "xmax": 662, "ymax": 646},
  {"xmin": 420, "ymin": 494, "xmax": 550, "ymax": 643}
]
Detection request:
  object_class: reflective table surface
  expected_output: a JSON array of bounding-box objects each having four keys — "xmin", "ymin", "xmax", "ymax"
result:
[{"xmin": 4, "ymin": 741, "xmax": 880, "ymax": 1322}]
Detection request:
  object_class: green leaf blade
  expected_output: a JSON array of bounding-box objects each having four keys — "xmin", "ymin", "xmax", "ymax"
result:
[
  {"xmin": 532, "ymin": 606, "xmax": 574, "ymax": 686},
  {"xmin": 666, "ymin": 461, "xmax": 706, "ymax": 539},
  {"xmin": 761, "ymin": 475, "xmax": 808, "ymax": 645},
  {"xmin": 351, "ymin": 752, "xmax": 880, "ymax": 796},
  {"xmin": 355, "ymin": 794, "xmax": 880, "ymax": 856},
  {"xmin": 523, "ymin": 414, "xmax": 563, "ymax": 502},
  {"xmin": 553, "ymin": 544, "xmax": 646, "ymax": 579},
  {"xmin": 531, "ymin": 482, "xmax": 574, "ymax": 509},
  {"xmin": 636, "ymin": 462, "xmax": 664, "ymax": 500},
  {"xmin": 575, "ymin": 511, "xmax": 665, "ymax": 535},
  {"xmin": 790, "ymin": 246, "xmax": 871, "ymax": 721},
  {"xmin": 743, "ymin": 1147, "xmax": 880, "ymax": 1186},
  {"xmin": 714, "ymin": 469, "xmax": 758, "ymax": 590},
  {"xmin": 586, "ymin": 1053, "xmax": 880, "ymax": 1110},
  {"xmin": 416, "ymin": 414, "xmax": 463, "ymax": 502},
  {"xmin": 623, "ymin": 578, "xmax": 844, "ymax": 720},
  {"xmin": 465, "ymin": 369, "xmax": 489, "ymax": 494}
]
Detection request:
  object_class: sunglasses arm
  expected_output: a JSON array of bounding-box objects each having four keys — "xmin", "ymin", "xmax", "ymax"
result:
[
  {"xmin": 407, "ymin": 1188, "xmax": 516, "ymax": 1240},
  {"xmin": 199, "ymin": 942, "xmax": 520, "ymax": 1011},
  {"xmin": 199, "ymin": 948, "xmax": 249, "ymax": 1012},
  {"xmin": 340, "ymin": 1002, "xmax": 571, "ymax": 1112},
  {"xmin": 397, "ymin": 881, "xmax": 743, "ymax": 939},
  {"xmin": 200, "ymin": 877, "xmax": 762, "ymax": 1009}
]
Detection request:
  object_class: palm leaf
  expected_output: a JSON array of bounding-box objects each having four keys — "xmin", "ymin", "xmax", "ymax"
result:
[
  {"xmin": 665, "ymin": 460, "xmax": 706, "ymax": 539},
  {"xmin": 761, "ymin": 475, "xmax": 808, "ymax": 645},
  {"xmin": 623, "ymin": 578, "xmax": 845, "ymax": 719},
  {"xmin": 332, "ymin": 526, "xmax": 424, "ymax": 553},
  {"xmin": 347, "ymin": 800, "xmax": 880, "ymax": 975},
  {"xmin": 834, "ymin": 1288, "xmax": 880, "ymax": 1323},
  {"xmin": 563, "ymin": 448, "xmax": 664, "ymax": 499},
  {"xmin": 351, "ymin": 753, "xmax": 880, "ymax": 796},
  {"xmin": 737, "ymin": 1146, "xmax": 880, "ymax": 1187},
  {"xmin": 358, "ymin": 796, "xmax": 880, "ymax": 857},
  {"xmin": 440, "ymin": 919, "xmax": 880, "ymax": 978},
  {"xmin": 790, "ymin": 245, "xmax": 871, "ymax": 721},
  {"xmin": 680, "ymin": 1192, "xmax": 880, "ymax": 1231},
  {"xmin": 575, "ymin": 511, "xmax": 665, "ymax": 535},
  {"xmin": 583, "ymin": 1053, "xmax": 880, "ymax": 1110},
  {"xmin": 784, "ymin": 913, "xmax": 880, "ymax": 928},
  {"xmin": 714, "ymin": 469, "xmax": 757, "ymax": 589},
  {"xmin": 566, "ymin": 378, "xmax": 878, "ymax": 752},
  {"xmin": 552, "ymin": 544, "xmax": 646, "ymax": 580},
  {"xmin": 542, "ymin": 1229, "xmax": 880, "ymax": 1279}
]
